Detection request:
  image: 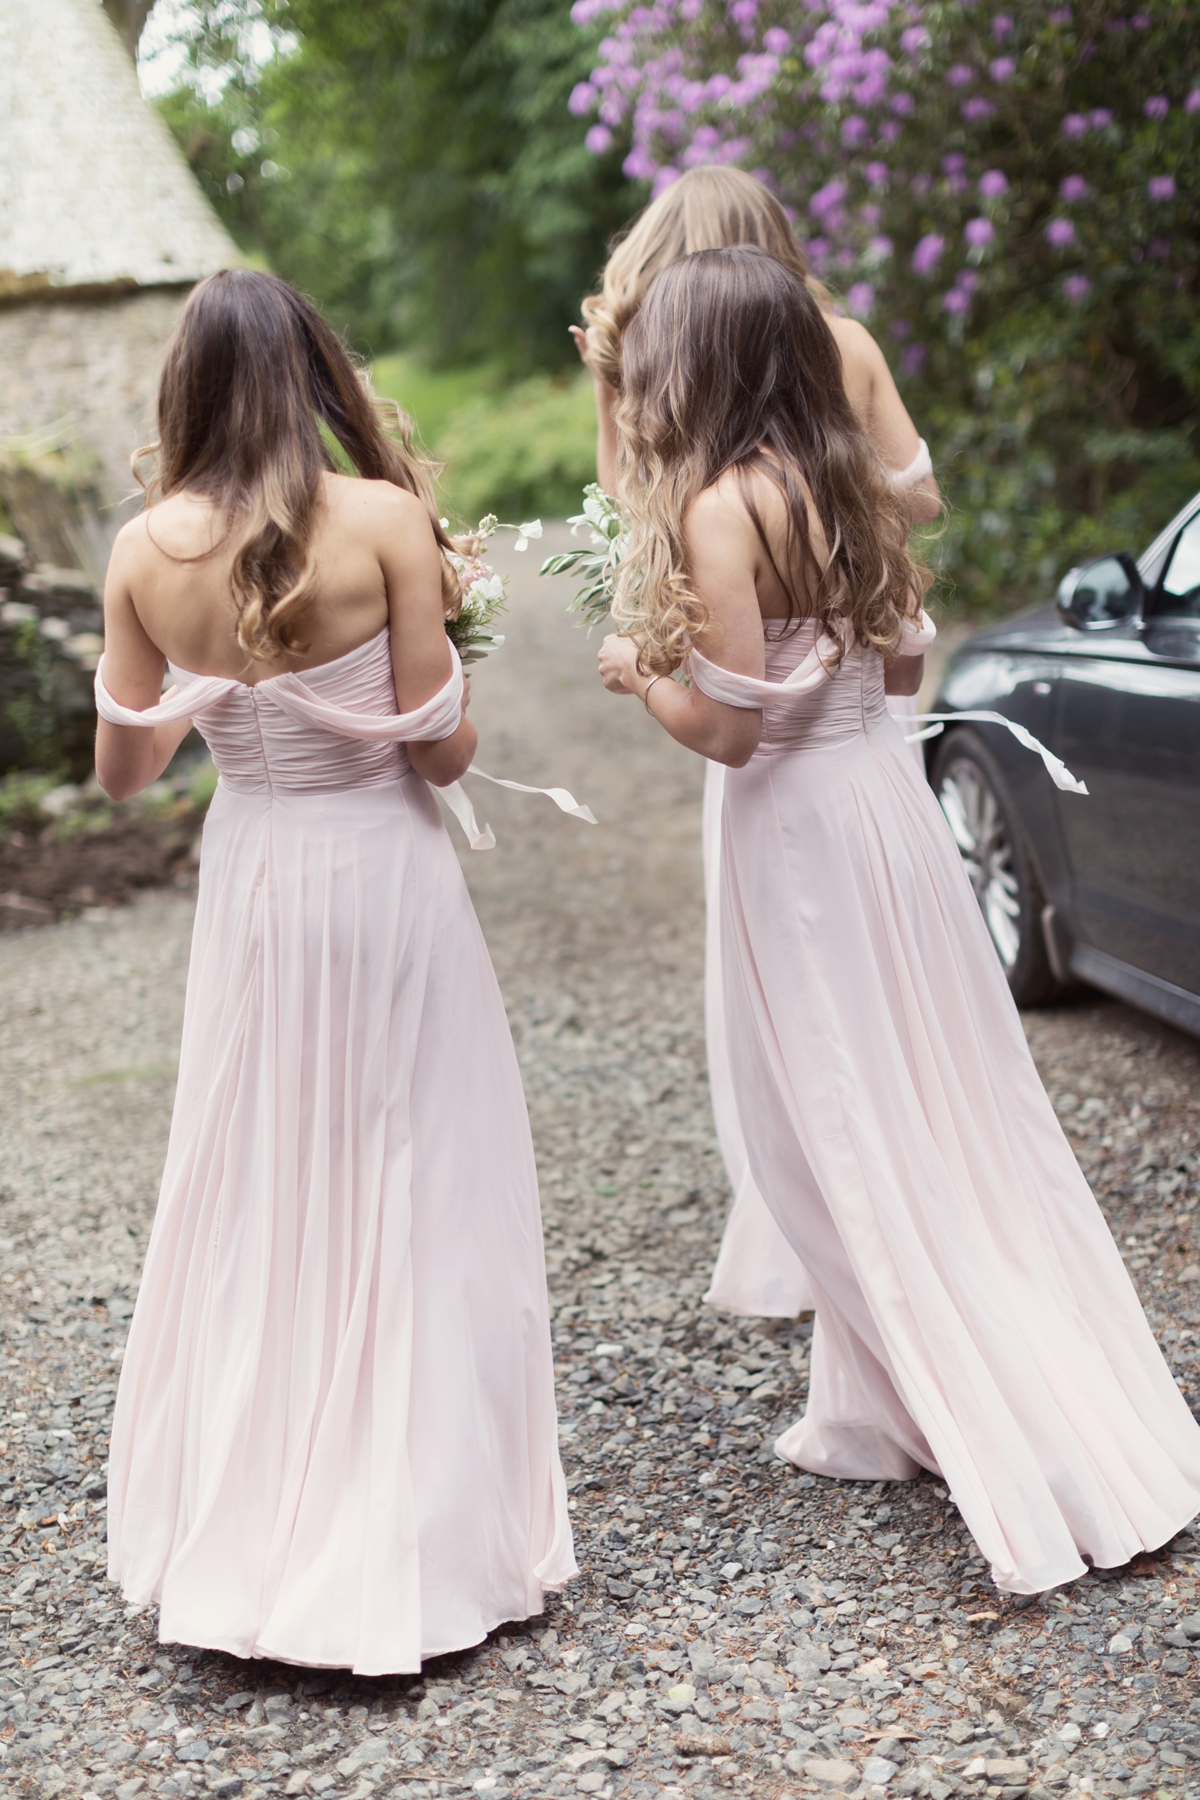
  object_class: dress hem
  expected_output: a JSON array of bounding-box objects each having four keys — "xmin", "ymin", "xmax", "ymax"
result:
[{"xmin": 150, "ymin": 1576, "xmax": 579, "ymax": 1678}]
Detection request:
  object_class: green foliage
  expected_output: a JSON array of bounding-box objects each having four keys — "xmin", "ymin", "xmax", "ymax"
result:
[
  {"xmin": 372, "ymin": 354, "xmax": 505, "ymax": 452},
  {"xmin": 189, "ymin": 757, "xmax": 220, "ymax": 814},
  {"xmin": 540, "ymin": 485, "xmax": 624, "ymax": 631},
  {"xmin": 155, "ymin": 0, "xmax": 641, "ymax": 368},
  {"xmin": 433, "ymin": 372, "xmax": 599, "ymax": 523},
  {"xmin": 920, "ymin": 301, "xmax": 1200, "ymax": 610},
  {"xmin": 578, "ymin": 0, "xmax": 1200, "ymax": 611},
  {"xmin": 370, "ymin": 355, "xmax": 598, "ymax": 524},
  {"xmin": 46, "ymin": 805, "xmax": 117, "ymax": 842},
  {"xmin": 5, "ymin": 623, "xmax": 64, "ymax": 775},
  {"xmin": 0, "ymin": 770, "xmax": 60, "ymax": 827}
]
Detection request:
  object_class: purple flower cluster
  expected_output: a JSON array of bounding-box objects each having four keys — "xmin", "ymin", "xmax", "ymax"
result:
[
  {"xmin": 571, "ymin": 0, "xmax": 910, "ymax": 186},
  {"xmin": 570, "ymin": 0, "xmax": 1192, "ymax": 363}
]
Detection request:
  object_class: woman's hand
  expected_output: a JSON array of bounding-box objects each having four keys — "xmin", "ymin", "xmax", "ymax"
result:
[
  {"xmin": 598, "ymin": 633, "xmax": 642, "ymax": 695},
  {"xmin": 569, "ymin": 324, "xmax": 604, "ymax": 372}
]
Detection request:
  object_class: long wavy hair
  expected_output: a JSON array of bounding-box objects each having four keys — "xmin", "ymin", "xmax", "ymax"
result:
[
  {"xmin": 612, "ymin": 246, "xmax": 927, "ymax": 676},
  {"xmin": 581, "ymin": 166, "xmax": 828, "ymax": 391},
  {"xmin": 136, "ymin": 269, "xmax": 457, "ymax": 661}
]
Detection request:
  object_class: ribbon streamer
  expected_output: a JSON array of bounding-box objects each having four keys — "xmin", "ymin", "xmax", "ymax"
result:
[
  {"xmin": 439, "ymin": 767, "xmax": 598, "ymax": 852},
  {"xmin": 906, "ymin": 710, "xmax": 1088, "ymax": 796}
]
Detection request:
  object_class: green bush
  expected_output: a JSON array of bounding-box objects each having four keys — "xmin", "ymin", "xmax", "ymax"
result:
[
  {"xmin": 188, "ymin": 757, "xmax": 220, "ymax": 814},
  {"xmin": 435, "ymin": 373, "xmax": 598, "ymax": 524},
  {"xmin": 373, "ymin": 359, "xmax": 598, "ymax": 525},
  {"xmin": 0, "ymin": 770, "xmax": 60, "ymax": 826},
  {"xmin": 371, "ymin": 355, "xmax": 505, "ymax": 455}
]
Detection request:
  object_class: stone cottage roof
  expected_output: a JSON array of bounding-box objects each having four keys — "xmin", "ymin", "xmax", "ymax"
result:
[{"xmin": 0, "ymin": 0, "xmax": 239, "ymax": 302}]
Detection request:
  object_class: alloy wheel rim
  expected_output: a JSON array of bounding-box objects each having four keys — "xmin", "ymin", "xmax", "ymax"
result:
[{"xmin": 937, "ymin": 760, "xmax": 1021, "ymax": 969}]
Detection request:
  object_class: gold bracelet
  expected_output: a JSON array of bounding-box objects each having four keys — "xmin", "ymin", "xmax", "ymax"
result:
[{"xmin": 643, "ymin": 673, "xmax": 668, "ymax": 715}]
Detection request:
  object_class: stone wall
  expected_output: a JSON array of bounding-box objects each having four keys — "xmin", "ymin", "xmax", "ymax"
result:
[
  {"xmin": 0, "ymin": 286, "xmax": 189, "ymax": 552},
  {"xmin": 0, "ymin": 532, "xmax": 101, "ymax": 778}
]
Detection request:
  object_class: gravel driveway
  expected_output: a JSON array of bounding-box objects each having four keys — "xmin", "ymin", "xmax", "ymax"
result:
[{"xmin": 1, "ymin": 532, "xmax": 1198, "ymax": 1800}]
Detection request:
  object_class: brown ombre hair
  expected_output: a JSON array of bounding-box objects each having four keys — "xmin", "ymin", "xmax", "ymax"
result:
[
  {"xmin": 137, "ymin": 269, "xmax": 456, "ymax": 661},
  {"xmin": 581, "ymin": 165, "xmax": 827, "ymax": 390},
  {"xmin": 612, "ymin": 246, "xmax": 927, "ymax": 675}
]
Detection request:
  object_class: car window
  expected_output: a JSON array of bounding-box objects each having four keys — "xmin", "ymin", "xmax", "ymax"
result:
[{"xmin": 1159, "ymin": 512, "xmax": 1200, "ymax": 617}]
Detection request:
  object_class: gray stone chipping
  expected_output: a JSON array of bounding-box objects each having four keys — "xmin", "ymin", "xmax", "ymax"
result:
[{"xmin": 1, "ymin": 542, "xmax": 1198, "ymax": 1798}]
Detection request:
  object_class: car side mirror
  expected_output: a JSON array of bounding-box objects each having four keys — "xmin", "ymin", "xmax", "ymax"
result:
[{"xmin": 1056, "ymin": 553, "xmax": 1143, "ymax": 630}]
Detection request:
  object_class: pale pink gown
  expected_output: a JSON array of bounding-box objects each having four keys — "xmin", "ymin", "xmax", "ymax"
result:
[
  {"xmin": 704, "ymin": 445, "xmax": 929, "ymax": 1319},
  {"xmin": 691, "ymin": 617, "xmax": 1200, "ymax": 1593},
  {"xmin": 94, "ymin": 631, "xmax": 576, "ymax": 1674},
  {"xmin": 703, "ymin": 694, "xmax": 920, "ymax": 1318}
]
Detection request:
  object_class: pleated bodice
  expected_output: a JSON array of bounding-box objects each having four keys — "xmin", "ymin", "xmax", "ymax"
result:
[
  {"xmin": 169, "ymin": 630, "xmax": 411, "ymax": 795},
  {"xmin": 689, "ymin": 611, "xmax": 929, "ymax": 756},
  {"xmin": 756, "ymin": 619, "xmax": 888, "ymax": 755}
]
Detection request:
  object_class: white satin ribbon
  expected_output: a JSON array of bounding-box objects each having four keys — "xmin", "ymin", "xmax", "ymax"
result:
[
  {"xmin": 906, "ymin": 711, "xmax": 1088, "ymax": 795},
  {"xmin": 439, "ymin": 767, "xmax": 598, "ymax": 852}
]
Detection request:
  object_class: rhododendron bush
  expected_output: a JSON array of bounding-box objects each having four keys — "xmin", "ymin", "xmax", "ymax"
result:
[{"xmin": 572, "ymin": 0, "xmax": 1199, "ymax": 606}]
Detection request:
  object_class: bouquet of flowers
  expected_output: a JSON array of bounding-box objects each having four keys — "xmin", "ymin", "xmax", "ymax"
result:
[
  {"xmin": 538, "ymin": 485, "xmax": 625, "ymax": 632},
  {"xmin": 443, "ymin": 513, "xmax": 542, "ymax": 665}
]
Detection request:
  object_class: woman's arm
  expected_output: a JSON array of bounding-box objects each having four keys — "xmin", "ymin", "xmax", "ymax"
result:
[
  {"xmin": 883, "ymin": 654, "xmax": 924, "ymax": 697},
  {"xmin": 597, "ymin": 484, "xmax": 766, "ymax": 768},
  {"xmin": 372, "ymin": 486, "xmax": 477, "ymax": 787},
  {"xmin": 829, "ymin": 317, "xmax": 941, "ymax": 524},
  {"xmin": 95, "ymin": 525, "xmax": 195, "ymax": 801},
  {"xmin": 570, "ymin": 325, "xmax": 619, "ymax": 493}
]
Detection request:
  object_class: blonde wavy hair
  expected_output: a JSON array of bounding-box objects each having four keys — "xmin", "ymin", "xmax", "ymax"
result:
[
  {"xmin": 581, "ymin": 165, "xmax": 829, "ymax": 390},
  {"xmin": 613, "ymin": 247, "xmax": 928, "ymax": 677},
  {"xmin": 137, "ymin": 269, "xmax": 459, "ymax": 661}
]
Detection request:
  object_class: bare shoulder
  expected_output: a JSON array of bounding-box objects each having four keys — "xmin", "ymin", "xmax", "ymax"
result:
[
  {"xmin": 689, "ymin": 464, "xmax": 789, "ymax": 537},
  {"xmin": 826, "ymin": 314, "xmax": 889, "ymax": 380},
  {"xmin": 687, "ymin": 473, "xmax": 753, "ymax": 534},
  {"xmin": 107, "ymin": 506, "xmax": 170, "ymax": 582},
  {"xmin": 323, "ymin": 472, "xmax": 428, "ymax": 529}
]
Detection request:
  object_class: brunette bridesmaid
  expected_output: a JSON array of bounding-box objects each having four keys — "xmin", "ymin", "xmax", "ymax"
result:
[
  {"xmin": 96, "ymin": 271, "xmax": 575, "ymax": 1673},
  {"xmin": 597, "ymin": 244, "xmax": 1200, "ymax": 1594},
  {"xmin": 573, "ymin": 166, "xmax": 937, "ymax": 1323}
]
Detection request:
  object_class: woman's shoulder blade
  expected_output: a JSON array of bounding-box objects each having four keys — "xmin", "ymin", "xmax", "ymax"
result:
[{"xmin": 325, "ymin": 472, "xmax": 426, "ymax": 519}]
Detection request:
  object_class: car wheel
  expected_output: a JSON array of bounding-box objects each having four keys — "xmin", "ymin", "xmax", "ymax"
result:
[{"xmin": 930, "ymin": 728, "xmax": 1060, "ymax": 1007}]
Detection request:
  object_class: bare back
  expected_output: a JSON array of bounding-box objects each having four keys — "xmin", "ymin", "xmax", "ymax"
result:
[
  {"xmin": 683, "ymin": 462, "xmax": 921, "ymax": 699},
  {"xmin": 97, "ymin": 471, "xmax": 476, "ymax": 801},
  {"xmin": 117, "ymin": 473, "xmax": 399, "ymax": 682}
]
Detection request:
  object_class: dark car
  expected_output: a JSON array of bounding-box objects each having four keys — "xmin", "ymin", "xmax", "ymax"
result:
[{"xmin": 927, "ymin": 492, "xmax": 1200, "ymax": 1034}]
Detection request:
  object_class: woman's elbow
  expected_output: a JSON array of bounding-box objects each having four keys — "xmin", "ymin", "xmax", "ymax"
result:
[
  {"xmin": 94, "ymin": 759, "xmax": 134, "ymax": 803},
  {"xmin": 707, "ymin": 723, "xmax": 761, "ymax": 768},
  {"xmin": 422, "ymin": 751, "xmax": 474, "ymax": 788},
  {"xmin": 411, "ymin": 723, "xmax": 477, "ymax": 787}
]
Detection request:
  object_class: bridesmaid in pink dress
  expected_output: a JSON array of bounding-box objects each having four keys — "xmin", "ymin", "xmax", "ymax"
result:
[
  {"xmin": 572, "ymin": 165, "xmax": 938, "ymax": 1321},
  {"xmin": 597, "ymin": 244, "xmax": 1200, "ymax": 1594},
  {"xmin": 94, "ymin": 271, "xmax": 574, "ymax": 1673}
]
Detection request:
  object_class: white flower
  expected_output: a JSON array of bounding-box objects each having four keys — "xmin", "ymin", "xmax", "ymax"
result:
[
  {"xmin": 468, "ymin": 573, "xmax": 505, "ymax": 604},
  {"xmin": 513, "ymin": 519, "xmax": 543, "ymax": 552}
]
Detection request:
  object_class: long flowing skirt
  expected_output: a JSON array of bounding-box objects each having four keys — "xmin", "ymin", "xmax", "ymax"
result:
[
  {"xmin": 703, "ymin": 695, "xmax": 924, "ymax": 1318},
  {"xmin": 718, "ymin": 709, "xmax": 1200, "ymax": 1593},
  {"xmin": 107, "ymin": 772, "xmax": 575, "ymax": 1674}
]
